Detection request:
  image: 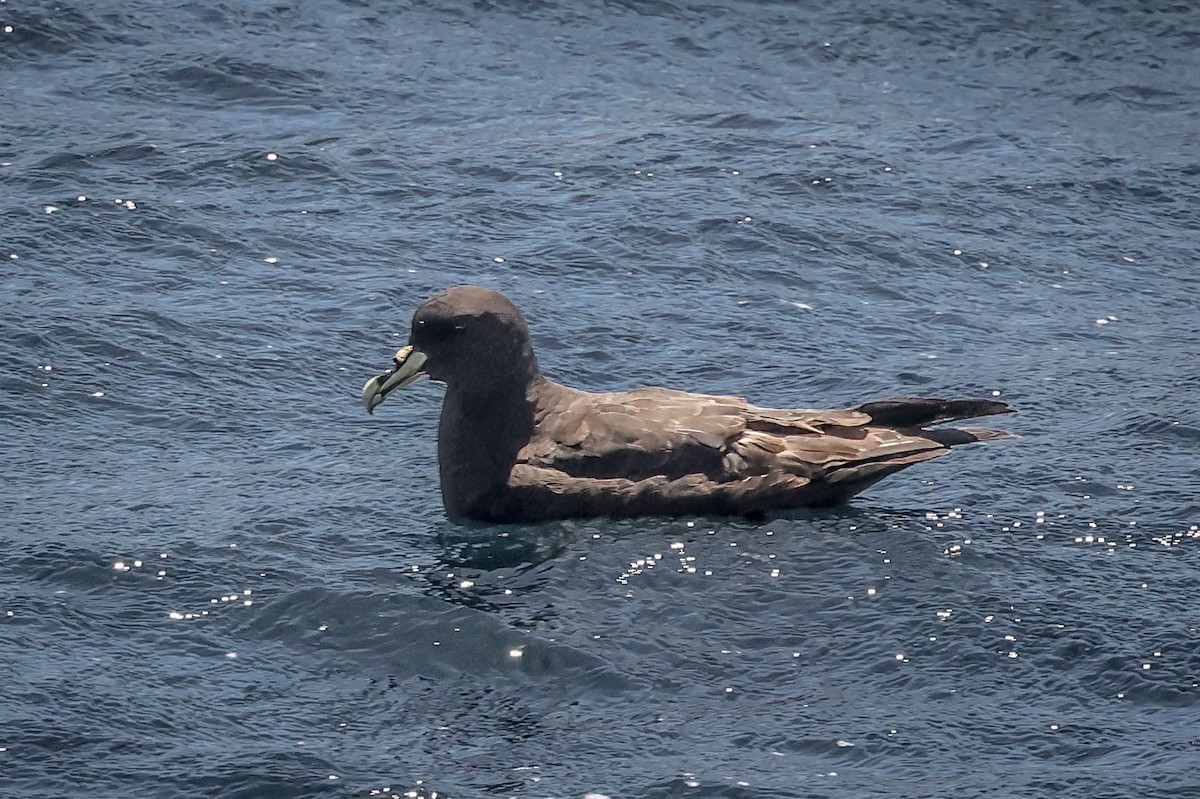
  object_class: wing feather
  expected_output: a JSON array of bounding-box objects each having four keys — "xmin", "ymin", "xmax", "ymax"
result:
[{"xmin": 517, "ymin": 384, "xmax": 1010, "ymax": 496}]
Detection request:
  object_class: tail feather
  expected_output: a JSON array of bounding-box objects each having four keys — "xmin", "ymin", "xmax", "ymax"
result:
[
  {"xmin": 815, "ymin": 448, "xmax": 948, "ymax": 505},
  {"xmin": 806, "ymin": 399, "xmax": 1017, "ymax": 507},
  {"xmin": 816, "ymin": 423, "xmax": 1017, "ymax": 505},
  {"xmin": 922, "ymin": 425, "xmax": 1021, "ymax": 447},
  {"xmin": 853, "ymin": 397, "xmax": 1015, "ymax": 428}
]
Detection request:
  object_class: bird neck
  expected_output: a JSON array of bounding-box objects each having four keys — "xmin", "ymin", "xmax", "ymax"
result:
[{"xmin": 436, "ymin": 375, "xmax": 541, "ymax": 519}]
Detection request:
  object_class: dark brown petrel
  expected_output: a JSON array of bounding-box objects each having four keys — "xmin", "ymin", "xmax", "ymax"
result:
[{"xmin": 362, "ymin": 286, "xmax": 1016, "ymax": 522}]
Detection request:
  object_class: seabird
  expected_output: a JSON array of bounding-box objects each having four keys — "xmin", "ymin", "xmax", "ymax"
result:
[{"xmin": 362, "ymin": 286, "xmax": 1016, "ymax": 522}]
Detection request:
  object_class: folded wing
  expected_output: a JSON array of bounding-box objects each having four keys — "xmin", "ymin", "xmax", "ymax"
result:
[{"xmin": 520, "ymin": 387, "xmax": 1013, "ymax": 489}]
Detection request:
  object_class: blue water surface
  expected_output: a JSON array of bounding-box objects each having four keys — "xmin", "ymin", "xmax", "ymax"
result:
[{"xmin": 3, "ymin": 1, "xmax": 1199, "ymax": 797}]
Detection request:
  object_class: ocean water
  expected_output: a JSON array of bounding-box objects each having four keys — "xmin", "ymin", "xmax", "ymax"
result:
[{"xmin": 3, "ymin": 1, "xmax": 1199, "ymax": 797}]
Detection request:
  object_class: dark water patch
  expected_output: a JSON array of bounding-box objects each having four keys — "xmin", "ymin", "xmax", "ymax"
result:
[
  {"xmin": 156, "ymin": 58, "xmax": 327, "ymax": 104},
  {"xmin": 0, "ymin": 3, "xmax": 147, "ymax": 62}
]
